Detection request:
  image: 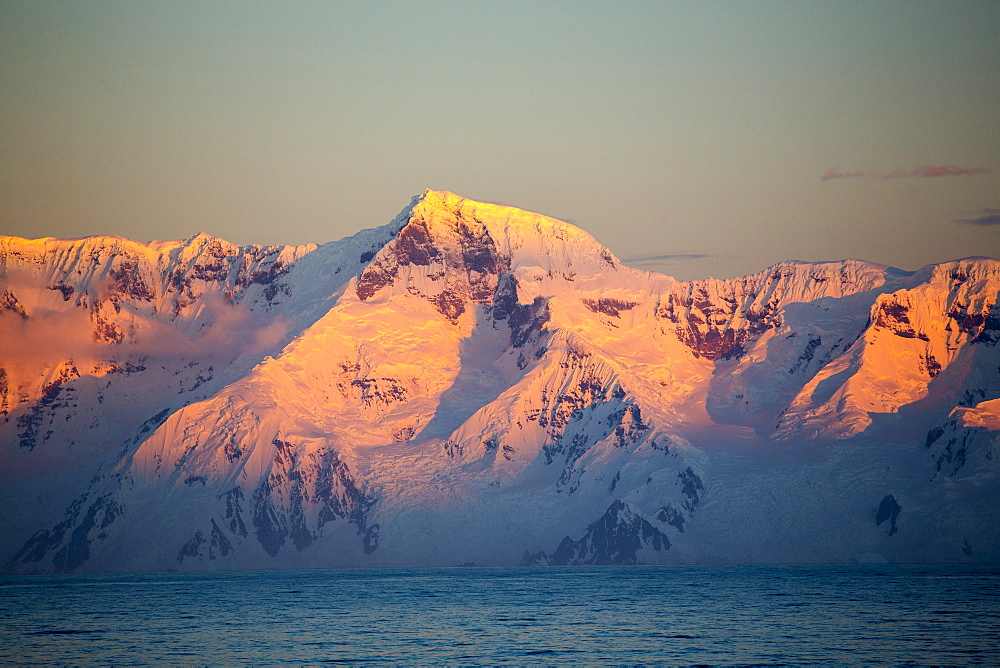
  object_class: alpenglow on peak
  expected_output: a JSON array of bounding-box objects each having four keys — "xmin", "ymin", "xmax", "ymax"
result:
[{"xmin": 1, "ymin": 191, "xmax": 998, "ymax": 573}]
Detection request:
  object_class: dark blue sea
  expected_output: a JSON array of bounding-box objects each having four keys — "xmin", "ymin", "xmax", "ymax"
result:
[{"xmin": 2, "ymin": 564, "xmax": 999, "ymax": 665}]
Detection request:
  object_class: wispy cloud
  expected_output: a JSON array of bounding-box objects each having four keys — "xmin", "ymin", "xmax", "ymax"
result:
[
  {"xmin": 887, "ymin": 165, "xmax": 992, "ymax": 179},
  {"xmin": 625, "ymin": 253, "xmax": 711, "ymax": 263},
  {"xmin": 821, "ymin": 168, "xmax": 871, "ymax": 181},
  {"xmin": 955, "ymin": 209, "xmax": 1000, "ymax": 226},
  {"xmin": 822, "ymin": 165, "xmax": 992, "ymax": 181}
]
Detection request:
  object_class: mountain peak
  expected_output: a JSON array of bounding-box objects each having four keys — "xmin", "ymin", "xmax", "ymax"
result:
[
  {"xmin": 407, "ymin": 190, "xmax": 603, "ymax": 245},
  {"xmin": 411, "ymin": 189, "xmax": 521, "ymax": 218},
  {"xmin": 404, "ymin": 190, "xmax": 533, "ymax": 231},
  {"xmin": 355, "ymin": 190, "xmax": 623, "ymax": 307}
]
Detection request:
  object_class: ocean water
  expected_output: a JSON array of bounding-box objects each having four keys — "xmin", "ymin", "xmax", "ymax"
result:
[{"xmin": 2, "ymin": 564, "xmax": 999, "ymax": 665}]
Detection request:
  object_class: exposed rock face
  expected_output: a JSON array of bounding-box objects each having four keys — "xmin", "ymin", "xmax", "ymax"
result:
[
  {"xmin": 876, "ymin": 495, "xmax": 901, "ymax": 536},
  {"xmin": 2, "ymin": 191, "xmax": 999, "ymax": 572},
  {"xmin": 656, "ymin": 260, "xmax": 889, "ymax": 361},
  {"xmin": 250, "ymin": 438, "xmax": 375, "ymax": 555},
  {"xmin": 530, "ymin": 500, "xmax": 671, "ymax": 565},
  {"xmin": 356, "ymin": 207, "xmax": 511, "ymax": 319},
  {"xmin": 926, "ymin": 398, "xmax": 1000, "ymax": 477}
]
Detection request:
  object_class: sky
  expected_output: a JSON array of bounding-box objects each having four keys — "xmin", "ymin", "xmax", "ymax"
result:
[{"xmin": 2, "ymin": 1, "xmax": 998, "ymax": 280}]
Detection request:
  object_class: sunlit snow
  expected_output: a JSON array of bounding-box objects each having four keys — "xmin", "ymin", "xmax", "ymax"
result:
[{"xmin": 2, "ymin": 191, "xmax": 998, "ymax": 571}]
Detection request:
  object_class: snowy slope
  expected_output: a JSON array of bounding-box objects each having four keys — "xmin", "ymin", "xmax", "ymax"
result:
[
  {"xmin": 0, "ymin": 222, "xmax": 400, "ymax": 544},
  {"xmin": 2, "ymin": 190, "xmax": 998, "ymax": 572}
]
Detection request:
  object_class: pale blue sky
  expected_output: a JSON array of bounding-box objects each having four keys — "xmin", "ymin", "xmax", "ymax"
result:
[{"xmin": 3, "ymin": 1, "xmax": 998, "ymax": 279}]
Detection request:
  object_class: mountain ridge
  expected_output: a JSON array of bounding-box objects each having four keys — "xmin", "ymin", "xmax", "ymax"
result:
[{"xmin": 2, "ymin": 190, "xmax": 998, "ymax": 572}]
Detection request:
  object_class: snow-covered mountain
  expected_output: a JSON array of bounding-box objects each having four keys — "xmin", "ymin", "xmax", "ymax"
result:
[{"xmin": 2, "ymin": 190, "xmax": 998, "ymax": 572}]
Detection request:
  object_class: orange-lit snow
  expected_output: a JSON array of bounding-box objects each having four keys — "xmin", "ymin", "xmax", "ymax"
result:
[{"xmin": 2, "ymin": 191, "xmax": 998, "ymax": 571}]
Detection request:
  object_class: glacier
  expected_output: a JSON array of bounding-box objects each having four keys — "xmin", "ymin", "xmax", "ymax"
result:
[{"xmin": 1, "ymin": 190, "xmax": 998, "ymax": 572}]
